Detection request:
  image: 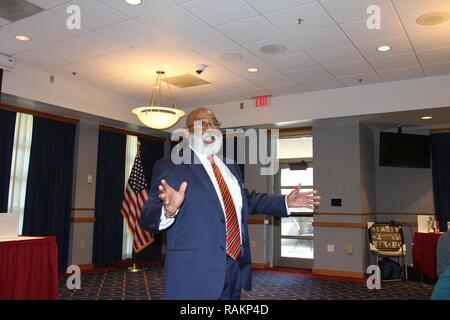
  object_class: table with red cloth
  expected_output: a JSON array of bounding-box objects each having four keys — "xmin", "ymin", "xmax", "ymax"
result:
[
  {"xmin": 412, "ymin": 232, "xmax": 442, "ymax": 280},
  {"xmin": 0, "ymin": 236, "xmax": 59, "ymax": 300}
]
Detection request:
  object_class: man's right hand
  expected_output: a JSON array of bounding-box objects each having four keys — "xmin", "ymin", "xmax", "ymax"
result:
[{"xmin": 159, "ymin": 179, "xmax": 187, "ymax": 217}]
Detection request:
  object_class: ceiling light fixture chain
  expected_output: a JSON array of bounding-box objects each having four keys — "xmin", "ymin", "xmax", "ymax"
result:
[{"xmin": 132, "ymin": 70, "xmax": 185, "ymax": 130}]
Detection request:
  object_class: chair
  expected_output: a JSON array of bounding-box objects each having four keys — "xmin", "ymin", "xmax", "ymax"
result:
[{"xmin": 367, "ymin": 222, "xmax": 408, "ymax": 281}]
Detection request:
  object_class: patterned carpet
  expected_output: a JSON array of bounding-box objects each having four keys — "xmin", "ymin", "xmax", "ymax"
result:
[{"xmin": 59, "ymin": 262, "xmax": 434, "ymax": 300}]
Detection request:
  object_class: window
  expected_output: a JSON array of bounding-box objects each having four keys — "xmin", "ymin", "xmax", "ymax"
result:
[
  {"xmin": 8, "ymin": 113, "xmax": 33, "ymax": 235},
  {"xmin": 276, "ymin": 136, "xmax": 314, "ymax": 263}
]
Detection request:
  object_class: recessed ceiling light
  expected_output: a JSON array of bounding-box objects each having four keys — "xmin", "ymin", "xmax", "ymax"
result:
[
  {"xmin": 15, "ymin": 35, "xmax": 31, "ymax": 41},
  {"xmin": 124, "ymin": 0, "xmax": 142, "ymax": 5},
  {"xmin": 416, "ymin": 12, "xmax": 450, "ymax": 26},
  {"xmin": 421, "ymin": 116, "xmax": 433, "ymax": 120},
  {"xmin": 220, "ymin": 53, "xmax": 243, "ymax": 61},
  {"xmin": 260, "ymin": 44, "xmax": 287, "ymax": 55},
  {"xmin": 247, "ymin": 67, "xmax": 259, "ymax": 73},
  {"xmin": 377, "ymin": 45, "xmax": 391, "ymax": 52}
]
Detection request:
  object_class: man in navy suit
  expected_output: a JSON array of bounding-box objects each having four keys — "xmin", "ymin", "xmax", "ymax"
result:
[{"xmin": 141, "ymin": 107, "xmax": 320, "ymax": 300}]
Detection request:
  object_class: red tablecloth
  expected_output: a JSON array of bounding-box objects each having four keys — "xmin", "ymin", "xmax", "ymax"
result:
[
  {"xmin": 0, "ymin": 236, "xmax": 58, "ymax": 300},
  {"xmin": 412, "ymin": 232, "xmax": 442, "ymax": 280}
]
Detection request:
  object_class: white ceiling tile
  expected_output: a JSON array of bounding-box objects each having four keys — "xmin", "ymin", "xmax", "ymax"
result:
[
  {"xmin": 417, "ymin": 46, "xmax": 450, "ymax": 65},
  {"xmin": 409, "ymin": 26, "xmax": 450, "ymax": 51},
  {"xmin": 182, "ymin": 0, "xmax": 258, "ymax": 26},
  {"xmin": 176, "ymin": 83, "xmax": 228, "ymax": 97},
  {"xmin": 309, "ymin": 45, "xmax": 363, "ymax": 66},
  {"xmin": 355, "ymin": 35, "xmax": 414, "ymax": 59},
  {"xmin": 175, "ymin": 28, "xmax": 236, "ymax": 52},
  {"xmin": 199, "ymin": 45, "xmax": 259, "ymax": 66},
  {"xmin": 242, "ymin": 36, "xmax": 303, "ymax": 59},
  {"xmin": 422, "ymin": 61, "xmax": 450, "ymax": 76},
  {"xmin": 225, "ymin": 58, "xmax": 280, "ymax": 79},
  {"xmin": 340, "ymin": 14, "xmax": 405, "ymax": 43},
  {"xmin": 0, "ymin": 11, "xmax": 88, "ymax": 55},
  {"xmin": 51, "ymin": 56, "xmax": 127, "ymax": 80},
  {"xmin": 379, "ymin": 66, "xmax": 425, "ymax": 81},
  {"xmin": 397, "ymin": 3, "xmax": 450, "ymax": 34},
  {"xmin": 245, "ymin": 0, "xmax": 316, "ymax": 14},
  {"xmin": 220, "ymin": 79, "xmax": 262, "ymax": 92},
  {"xmin": 27, "ymin": 0, "xmax": 72, "ymax": 9},
  {"xmin": 263, "ymin": 84, "xmax": 308, "ymax": 96},
  {"xmin": 13, "ymin": 41, "xmax": 94, "ymax": 69},
  {"xmin": 216, "ymin": 16, "xmax": 283, "ymax": 44},
  {"xmin": 172, "ymin": 0, "xmax": 194, "ymax": 3},
  {"xmin": 302, "ymin": 78, "xmax": 343, "ymax": 91},
  {"xmin": 198, "ymin": 66, "xmax": 242, "ymax": 84},
  {"xmin": 289, "ymin": 26, "xmax": 351, "ymax": 52},
  {"xmin": 250, "ymin": 74, "xmax": 297, "ymax": 88},
  {"xmin": 101, "ymin": 47, "xmax": 162, "ymax": 71},
  {"xmin": 51, "ymin": 0, "xmax": 129, "ymax": 30},
  {"xmin": 392, "ymin": 0, "xmax": 450, "ymax": 11},
  {"xmin": 264, "ymin": 52, "xmax": 318, "ymax": 72},
  {"xmin": 369, "ymin": 52, "xmax": 420, "ymax": 71},
  {"xmin": 97, "ymin": 20, "xmax": 165, "ymax": 47},
  {"xmin": 337, "ymin": 72, "xmax": 382, "ymax": 86},
  {"xmin": 265, "ymin": 2, "xmax": 335, "ymax": 34},
  {"xmin": 96, "ymin": 0, "xmax": 175, "ymax": 18},
  {"xmin": 136, "ymin": 6, "xmax": 208, "ymax": 37},
  {"xmin": 62, "ymin": 31, "xmax": 129, "ymax": 56},
  {"xmin": 325, "ymin": 60, "xmax": 374, "ymax": 77},
  {"xmin": 319, "ymin": 0, "xmax": 395, "ymax": 24},
  {"xmin": 286, "ymin": 67, "xmax": 336, "ymax": 83}
]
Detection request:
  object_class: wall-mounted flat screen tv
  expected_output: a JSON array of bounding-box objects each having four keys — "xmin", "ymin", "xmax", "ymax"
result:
[{"xmin": 379, "ymin": 132, "xmax": 430, "ymax": 168}]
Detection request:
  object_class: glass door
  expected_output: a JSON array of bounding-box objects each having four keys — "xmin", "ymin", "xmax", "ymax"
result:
[{"xmin": 274, "ymin": 136, "xmax": 314, "ymax": 268}]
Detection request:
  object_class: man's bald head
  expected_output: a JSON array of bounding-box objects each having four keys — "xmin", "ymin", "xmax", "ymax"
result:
[{"xmin": 186, "ymin": 107, "xmax": 217, "ymax": 129}]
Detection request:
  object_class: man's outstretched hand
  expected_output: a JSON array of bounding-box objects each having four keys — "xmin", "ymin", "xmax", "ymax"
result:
[
  {"xmin": 286, "ymin": 184, "xmax": 321, "ymax": 210},
  {"xmin": 159, "ymin": 179, "xmax": 187, "ymax": 217}
]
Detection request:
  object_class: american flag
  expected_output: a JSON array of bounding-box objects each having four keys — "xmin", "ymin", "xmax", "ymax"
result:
[{"xmin": 121, "ymin": 151, "xmax": 154, "ymax": 253}]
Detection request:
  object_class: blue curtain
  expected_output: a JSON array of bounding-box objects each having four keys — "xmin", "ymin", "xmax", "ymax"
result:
[
  {"xmin": 0, "ymin": 109, "xmax": 16, "ymax": 212},
  {"xmin": 431, "ymin": 133, "xmax": 450, "ymax": 232},
  {"xmin": 132, "ymin": 137, "xmax": 165, "ymax": 260},
  {"xmin": 22, "ymin": 117, "xmax": 76, "ymax": 269},
  {"xmin": 93, "ymin": 129, "xmax": 126, "ymax": 265}
]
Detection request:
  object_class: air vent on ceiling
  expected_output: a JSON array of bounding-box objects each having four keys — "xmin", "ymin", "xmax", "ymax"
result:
[
  {"xmin": 163, "ymin": 74, "xmax": 210, "ymax": 88},
  {"xmin": 0, "ymin": 0, "xmax": 43, "ymax": 23}
]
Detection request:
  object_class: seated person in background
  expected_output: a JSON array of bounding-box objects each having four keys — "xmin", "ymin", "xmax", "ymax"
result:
[
  {"xmin": 432, "ymin": 266, "xmax": 450, "ymax": 300},
  {"xmin": 437, "ymin": 231, "xmax": 450, "ymax": 277}
]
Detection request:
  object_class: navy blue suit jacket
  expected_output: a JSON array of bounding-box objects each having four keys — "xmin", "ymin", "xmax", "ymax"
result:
[{"xmin": 140, "ymin": 152, "xmax": 288, "ymax": 299}]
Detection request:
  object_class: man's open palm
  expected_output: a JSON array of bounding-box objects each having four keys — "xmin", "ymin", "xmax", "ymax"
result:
[
  {"xmin": 286, "ymin": 184, "xmax": 321, "ymax": 210},
  {"xmin": 159, "ymin": 179, "xmax": 187, "ymax": 216}
]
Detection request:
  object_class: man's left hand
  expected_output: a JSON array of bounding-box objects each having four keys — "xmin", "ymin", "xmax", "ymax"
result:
[{"xmin": 286, "ymin": 184, "xmax": 321, "ymax": 210}]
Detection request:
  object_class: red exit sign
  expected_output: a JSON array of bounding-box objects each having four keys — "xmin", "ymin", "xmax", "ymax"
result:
[{"xmin": 255, "ymin": 95, "xmax": 271, "ymax": 107}]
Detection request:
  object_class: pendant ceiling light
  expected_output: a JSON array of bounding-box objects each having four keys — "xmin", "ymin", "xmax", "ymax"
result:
[{"xmin": 132, "ymin": 71, "xmax": 185, "ymax": 130}]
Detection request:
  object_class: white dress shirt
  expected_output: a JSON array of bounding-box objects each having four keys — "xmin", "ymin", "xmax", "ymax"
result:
[{"xmin": 158, "ymin": 145, "xmax": 292, "ymax": 232}]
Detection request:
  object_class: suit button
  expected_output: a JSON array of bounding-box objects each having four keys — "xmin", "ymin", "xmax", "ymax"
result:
[
  {"xmin": 220, "ymin": 245, "xmax": 225, "ymax": 250},
  {"xmin": 220, "ymin": 218, "xmax": 225, "ymax": 223}
]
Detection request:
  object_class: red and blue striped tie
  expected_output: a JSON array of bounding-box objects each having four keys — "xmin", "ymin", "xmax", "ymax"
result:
[{"xmin": 208, "ymin": 155, "xmax": 241, "ymax": 261}]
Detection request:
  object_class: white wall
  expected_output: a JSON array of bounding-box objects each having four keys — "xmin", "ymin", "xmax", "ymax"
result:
[
  {"xmin": 177, "ymin": 74, "xmax": 450, "ymax": 130},
  {"xmin": 3, "ymin": 63, "xmax": 145, "ymax": 126}
]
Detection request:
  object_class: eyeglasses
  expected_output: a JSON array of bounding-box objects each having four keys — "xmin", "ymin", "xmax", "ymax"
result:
[{"xmin": 188, "ymin": 119, "xmax": 221, "ymax": 129}]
